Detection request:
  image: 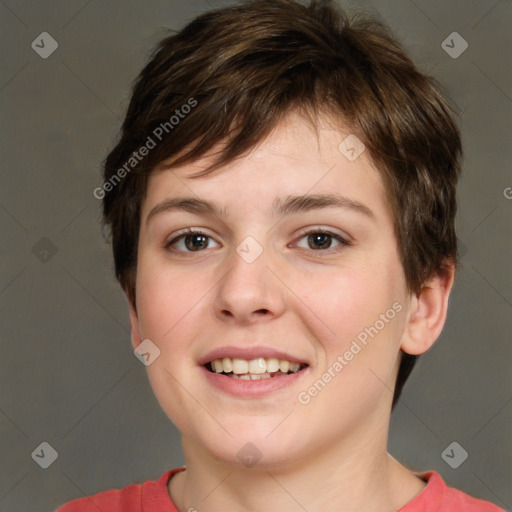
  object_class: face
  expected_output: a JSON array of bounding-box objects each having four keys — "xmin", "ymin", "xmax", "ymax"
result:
[{"xmin": 130, "ymin": 111, "xmax": 414, "ymax": 468}]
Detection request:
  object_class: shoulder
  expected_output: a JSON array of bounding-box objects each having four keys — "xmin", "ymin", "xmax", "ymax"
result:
[
  {"xmin": 55, "ymin": 480, "xmax": 142, "ymax": 512},
  {"xmin": 440, "ymin": 478, "xmax": 505, "ymax": 512},
  {"xmin": 402, "ymin": 471, "xmax": 506, "ymax": 512},
  {"xmin": 55, "ymin": 468, "xmax": 183, "ymax": 512}
]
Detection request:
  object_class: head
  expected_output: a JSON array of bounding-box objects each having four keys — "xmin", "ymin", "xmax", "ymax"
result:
[{"xmin": 101, "ymin": 0, "xmax": 461, "ymax": 466}]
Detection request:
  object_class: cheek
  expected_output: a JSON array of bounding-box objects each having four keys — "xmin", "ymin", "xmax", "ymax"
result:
[
  {"xmin": 134, "ymin": 259, "xmax": 212, "ymax": 431},
  {"xmin": 295, "ymin": 255, "xmax": 406, "ymax": 372},
  {"xmin": 294, "ymin": 270, "xmax": 406, "ymax": 420},
  {"xmin": 135, "ymin": 253, "xmax": 204, "ymax": 342},
  {"xmin": 297, "ymin": 265, "xmax": 391, "ymax": 341}
]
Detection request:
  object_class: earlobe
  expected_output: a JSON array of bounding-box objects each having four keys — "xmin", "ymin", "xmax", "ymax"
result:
[{"xmin": 400, "ymin": 262, "xmax": 456, "ymax": 356}]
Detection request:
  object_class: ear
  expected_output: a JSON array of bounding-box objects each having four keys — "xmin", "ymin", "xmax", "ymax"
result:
[
  {"xmin": 400, "ymin": 262, "xmax": 456, "ymax": 355},
  {"xmin": 128, "ymin": 296, "xmax": 142, "ymax": 351}
]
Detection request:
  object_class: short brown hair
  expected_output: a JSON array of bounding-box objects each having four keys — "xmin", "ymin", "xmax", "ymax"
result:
[{"xmin": 102, "ymin": 0, "xmax": 462, "ymax": 409}]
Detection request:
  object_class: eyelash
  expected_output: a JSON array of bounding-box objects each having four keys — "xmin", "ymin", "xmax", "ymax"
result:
[{"xmin": 164, "ymin": 227, "xmax": 351, "ymax": 256}]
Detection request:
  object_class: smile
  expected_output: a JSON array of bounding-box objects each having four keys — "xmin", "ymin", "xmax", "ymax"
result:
[{"xmin": 206, "ymin": 357, "xmax": 308, "ymax": 380}]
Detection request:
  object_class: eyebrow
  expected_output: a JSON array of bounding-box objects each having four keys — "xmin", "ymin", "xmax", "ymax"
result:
[{"xmin": 146, "ymin": 193, "xmax": 375, "ymax": 225}]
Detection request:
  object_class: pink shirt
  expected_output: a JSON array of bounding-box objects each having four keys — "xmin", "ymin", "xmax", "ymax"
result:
[{"xmin": 56, "ymin": 467, "xmax": 505, "ymax": 511}]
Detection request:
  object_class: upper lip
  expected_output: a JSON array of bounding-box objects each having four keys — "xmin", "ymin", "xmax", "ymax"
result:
[{"xmin": 198, "ymin": 346, "xmax": 310, "ymax": 366}]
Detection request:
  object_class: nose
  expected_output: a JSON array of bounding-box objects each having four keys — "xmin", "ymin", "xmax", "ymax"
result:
[{"xmin": 212, "ymin": 239, "xmax": 286, "ymax": 325}]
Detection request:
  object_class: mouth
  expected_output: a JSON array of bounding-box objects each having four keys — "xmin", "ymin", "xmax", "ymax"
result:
[{"xmin": 205, "ymin": 357, "xmax": 309, "ymax": 380}]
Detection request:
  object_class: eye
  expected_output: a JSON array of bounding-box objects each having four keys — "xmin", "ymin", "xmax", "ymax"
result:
[
  {"xmin": 164, "ymin": 227, "xmax": 351, "ymax": 255},
  {"xmin": 294, "ymin": 228, "xmax": 350, "ymax": 253},
  {"xmin": 165, "ymin": 228, "xmax": 219, "ymax": 253}
]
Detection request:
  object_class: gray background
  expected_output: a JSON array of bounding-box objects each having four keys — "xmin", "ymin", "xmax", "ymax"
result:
[{"xmin": 0, "ymin": 0, "xmax": 510, "ymax": 510}]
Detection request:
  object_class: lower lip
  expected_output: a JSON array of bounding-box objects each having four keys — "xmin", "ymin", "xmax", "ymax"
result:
[{"xmin": 201, "ymin": 365, "xmax": 309, "ymax": 397}]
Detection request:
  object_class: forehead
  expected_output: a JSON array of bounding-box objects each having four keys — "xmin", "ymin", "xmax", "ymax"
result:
[{"xmin": 142, "ymin": 111, "xmax": 391, "ymax": 224}]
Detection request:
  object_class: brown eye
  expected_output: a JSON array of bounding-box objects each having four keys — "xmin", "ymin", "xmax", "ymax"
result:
[
  {"xmin": 183, "ymin": 233, "xmax": 209, "ymax": 251},
  {"xmin": 307, "ymin": 232, "xmax": 333, "ymax": 250},
  {"xmin": 165, "ymin": 229, "xmax": 219, "ymax": 253},
  {"xmin": 295, "ymin": 229, "xmax": 350, "ymax": 253}
]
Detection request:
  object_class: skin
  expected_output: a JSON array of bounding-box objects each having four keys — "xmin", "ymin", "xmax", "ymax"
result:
[{"xmin": 129, "ymin": 111, "xmax": 455, "ymax": 512}]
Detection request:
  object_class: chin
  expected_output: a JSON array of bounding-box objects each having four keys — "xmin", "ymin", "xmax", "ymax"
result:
[{"xmin": 196, "ymin": 425, "xmax": 311, "ymax": 470}]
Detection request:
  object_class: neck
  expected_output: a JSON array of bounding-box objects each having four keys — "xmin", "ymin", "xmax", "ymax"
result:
[{"xmin": 169, "ymin": 414, "xmax": 426, "ymax": 512}]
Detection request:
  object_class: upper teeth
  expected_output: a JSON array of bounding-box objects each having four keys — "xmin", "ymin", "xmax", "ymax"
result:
[{"xmin": 210, "ymin": 357, "xmax": 302, "ymax": 374}]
